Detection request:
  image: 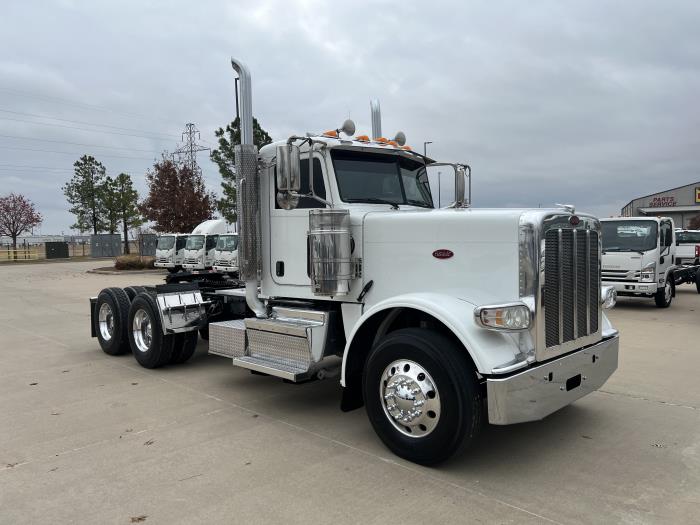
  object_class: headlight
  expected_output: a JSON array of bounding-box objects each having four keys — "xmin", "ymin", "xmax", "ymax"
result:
[
  {"xmin": 474, "ymin": 303, "xmax": 531, "ymax": 331},
  {"xmin": 601, "ymin": 285, "xmax": 617, "ymax": 309},
  {"xmin": 641, "ymin": 262, "xmax": 656, "ymax": 282}
]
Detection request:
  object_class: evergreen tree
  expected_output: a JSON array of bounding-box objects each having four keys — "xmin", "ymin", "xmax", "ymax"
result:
[
  {"xmin": 102, "ymin": 173, "xmax": 143, "ymax": 253},
  {"xmin": 63, "ymin": 155, "xmax": 107, "ymax": 234},
  {"xmin": 211, "ymin": 117, "xmax": 272, "ymax": 223}
]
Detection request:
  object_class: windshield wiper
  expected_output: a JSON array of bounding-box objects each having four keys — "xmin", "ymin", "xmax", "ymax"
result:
[
  {"xmin": 405, "ymin": 199, "xmax": 433, "ymax": 209},
  {"xmin": 345, "ymin": 198, "xmax": 399, "ymax": 209}
]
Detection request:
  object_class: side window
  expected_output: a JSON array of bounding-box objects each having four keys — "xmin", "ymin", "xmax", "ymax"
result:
[
  {"xmin": 275, "ymin": 158, "xmax": 326, "ymax": 209},
  {"xmin": 664, "ymin": 223, "xmax": 673, "ymax": 246},
  {"xmin": 206, "ymin": 236, "xmax": 218, "ymax": 250}
]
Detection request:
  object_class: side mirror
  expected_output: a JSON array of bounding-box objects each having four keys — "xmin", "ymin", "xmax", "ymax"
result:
[{"xmin": 276, "ymin": 144, "xmax": 301, "ymax": 192}]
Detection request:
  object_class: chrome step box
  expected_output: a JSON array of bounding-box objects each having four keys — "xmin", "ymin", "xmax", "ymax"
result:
[{"xmin": 207, "ymin": 306, "xmax": 342, "ymax": 381}]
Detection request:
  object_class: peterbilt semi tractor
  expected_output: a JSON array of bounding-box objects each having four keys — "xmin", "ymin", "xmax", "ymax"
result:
[
  {"xmin": 89, "ymin": 58, "xmax": 620, "ymax": 464},
  {"xmin": 154, "ymin": 233, "xmax": 188, "ymax": 273},
  {"xmin": 182, "ymin": 219, "xmax": 230, "ymax": 271},
  {"xmin": 601, "ymin": 217, "xmax": 700, "ymax": 307}
]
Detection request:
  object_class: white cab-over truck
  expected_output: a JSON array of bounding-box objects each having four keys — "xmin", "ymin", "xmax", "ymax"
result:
[
  {"xmin": 601, "ymin": 217, "xmax": 700, "ymax": 307},
  {"xmin": 212, "ymin": 233, "xmax": 239, "ymax": 274},
  {"xmin": 89, "ymin": 58, "xmax": 619, "ymax": 464},
  {"xmin": 154, "ymin": 233, "xmax": 188, "ymax": 273},
  {"xmin": 182, "ymin": 219, "xmax": 230, "ymax": 271}
]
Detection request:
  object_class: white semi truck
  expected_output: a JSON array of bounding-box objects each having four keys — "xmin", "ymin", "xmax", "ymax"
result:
[
  {"xmin": 182, "ymin": 219, "xmax": 230, "ymax": 271},
  {"xmin": 601, "ymin": 217, "xmax": 700, "ymax": 307},
  {"xmin": 89, "ymin": 58, "xmax": 620, "ymax": 464},
  {"xmin": 154, "ymin": 233, "xmax": 189, "ymax": 273},
  {"xmin": 212, "ymin": 233, "xmax": 239, "ymax": 275}
]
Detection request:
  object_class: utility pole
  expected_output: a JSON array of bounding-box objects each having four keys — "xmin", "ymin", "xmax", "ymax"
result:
[
  {"xmin": 423, "ymin": 141, "xmax": 432, "ymax": 157},
  {"xmin": 173, "ymin": 123, "xmax": 210, "ymax": 174}
]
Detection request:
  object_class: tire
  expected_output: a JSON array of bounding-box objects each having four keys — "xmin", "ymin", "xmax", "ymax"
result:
[
  {"xmin": 169, "ymin": 331, "xmax": 198, "ymax": 364},
  {"xmin": 94, "ymin": 287, "xmax": 131, "ymax": 356},
  {"xmin": 123, "ymin": 286, "xmax": 147, "ymax": 301},
  {"xmin": 167, "ymin": 267, "xmax": 179, "ymax": 274},
  {"xmin": 199, "ymin": 326, "xmax": 209, "ymax": 340},
  {"xmin": 127, "ymin": 292, "xmax": 176, "ymax": 368},
  {"xmin": 362, "ymin": 328, "xmax": 482, "ymax": 465},
  {"xmin": 654, "ymin": 280, "xmax": 673, "ymax": 308},
  {"xmin": 695, "ymin": 270, "xmax": 700, "ymax": 294}
]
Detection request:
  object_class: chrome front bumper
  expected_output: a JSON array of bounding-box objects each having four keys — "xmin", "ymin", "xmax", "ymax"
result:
[{"xmin": 486, "ymin": 335, "xmax": 619, "ymax": 425}]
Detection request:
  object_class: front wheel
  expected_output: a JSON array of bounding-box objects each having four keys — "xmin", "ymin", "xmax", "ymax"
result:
[
  {"xmin": 654, "ymin": 280, "xmax": 673, "ymax": 308},
  {"xmin": 362, "ymin": 328, "xmax": 482, "ymax": 465},
  {"xmin": 695, "ymin": 270, "xmax": 700, "ymax": 294}
]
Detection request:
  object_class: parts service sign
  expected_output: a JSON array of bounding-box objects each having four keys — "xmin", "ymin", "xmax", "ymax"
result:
[
  {"xmin": 649, "ymin": 196, "xmax": 676, "ymax": 208},
  {"xmin": 696, "ymin": 187, "xmax": 700, "ymax": 203}
]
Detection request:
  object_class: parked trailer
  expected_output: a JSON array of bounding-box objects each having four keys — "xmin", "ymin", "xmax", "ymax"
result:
[{"xmin": 89, "ymin": 58, "xmax": 620, "ymax": 465}]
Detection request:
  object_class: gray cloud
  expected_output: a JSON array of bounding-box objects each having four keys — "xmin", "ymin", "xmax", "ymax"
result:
[{"xmin": 1, "ymin": 0, "xmax": 698, "ymax": 233}]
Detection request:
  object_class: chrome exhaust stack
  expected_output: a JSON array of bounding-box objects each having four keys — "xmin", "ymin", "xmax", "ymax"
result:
[
  {"xmin": 370, "ymin": 99, "xmax": 382, "ymax": 139},
  {"xmin": 231, "ymin": 57, "xmax": 266, "ymax": 318}
]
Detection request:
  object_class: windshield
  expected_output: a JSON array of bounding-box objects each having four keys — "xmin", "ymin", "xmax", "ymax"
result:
[
  {"xmin": 331, "ymin": 150, "xmax": 433, "ymax": 208},
  {"xmin": 677, "ymin": 231, "xmax": 700, "ymax": 244},
  {"xmin": 157, "ymin": 236, "xmax": 175, "ymax": 250},
  {"xmin": 602, "ymin": 221, "xmax": 658, "ymax": 252},
  {"xmin": 216, "ymin": 235, "xmax": 238, "ymax": 251},
  {"xmin": 185, "ymin": 235, "xmax": 204, "ymax": 250}
]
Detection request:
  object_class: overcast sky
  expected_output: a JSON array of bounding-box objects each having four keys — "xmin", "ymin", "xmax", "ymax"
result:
[{"xmin": 1, "ymin": 0, "xmax": 699, "ymax": 235}]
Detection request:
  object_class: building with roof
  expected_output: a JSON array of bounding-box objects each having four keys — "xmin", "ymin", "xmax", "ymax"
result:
[{"xmin": 621, "ymin": 181, "xmax": 700, "ymax": 228}]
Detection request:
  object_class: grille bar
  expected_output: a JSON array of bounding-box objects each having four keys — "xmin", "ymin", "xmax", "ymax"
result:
[{"xmin": 545, "ymin": 228, "xmax": 600, "ymax": 349}]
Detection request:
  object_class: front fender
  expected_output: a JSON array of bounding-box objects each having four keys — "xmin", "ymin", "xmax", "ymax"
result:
[{"xmin": 340, "ymin": 292, "xmax": 525, "ymax": 386}]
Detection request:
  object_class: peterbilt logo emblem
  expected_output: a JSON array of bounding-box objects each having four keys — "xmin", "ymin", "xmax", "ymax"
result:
[{"xmin": 432, "ymin": 249, "xmax": 454, "ymax": 259}]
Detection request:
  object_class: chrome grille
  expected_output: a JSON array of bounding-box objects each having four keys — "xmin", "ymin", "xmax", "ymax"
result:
[
  {"xmin": 544, "ymin": 229, "xmax": 599, "ymax": 348},
  {"xmin": 602, "ymin": 269, "xmax": 640, "ymax": 282}
]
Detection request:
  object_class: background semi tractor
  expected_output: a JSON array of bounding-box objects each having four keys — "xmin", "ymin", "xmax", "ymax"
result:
[
  {"xmin": 601, "ymin": 217, "xmax": 700, "ymax": 307},
  {"xmin": 89, "ymin": 57, "xmax": 619, "ymax": 464}
]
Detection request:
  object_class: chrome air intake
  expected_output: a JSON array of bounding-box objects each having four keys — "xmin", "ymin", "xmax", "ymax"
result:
[{"xmin": 308, "ymin": 209, "xmax": 353, "ymax": 296}]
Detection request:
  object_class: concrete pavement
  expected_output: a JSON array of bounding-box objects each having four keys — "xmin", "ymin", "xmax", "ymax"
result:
[{"xmin": 1, "ymin": 260, "xmax": 699, "ymax": 524}]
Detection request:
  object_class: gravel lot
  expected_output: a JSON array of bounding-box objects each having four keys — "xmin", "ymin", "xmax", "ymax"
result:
[{"xmin": 1, "ymin": 260, "xmax": 699, "ymax": 524}]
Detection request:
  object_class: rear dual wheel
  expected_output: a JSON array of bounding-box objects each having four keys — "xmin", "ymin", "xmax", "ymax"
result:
[
  {"xmin": 128, "ymin": 293, "xmax": 198, "ymax": 368},
  {"xmin": 95, "ymin": 287, "xmax": 131, "ymax": 355}
]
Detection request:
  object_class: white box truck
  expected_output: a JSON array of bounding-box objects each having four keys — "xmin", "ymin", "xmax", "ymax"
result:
[
  {"xmin": 212, "ymin": 233, "xmax": 239, "ymax": 275},
  {"xmin": 182, "ymin": 219, "xmax": 229, "ymax": 271},
  {"xmin": 154, "ymin": 233, "xmax": 188, "ymax": 273},
  {"xmin": 89, "ymin": 58, "xmax": 620, "ymax": 464},
  {"xmin": 601, "ymin": 217, "xmax": 700, "ymax": 306}
]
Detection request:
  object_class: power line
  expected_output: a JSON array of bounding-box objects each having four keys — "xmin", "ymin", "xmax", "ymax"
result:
[
  {"xmin": 0, "ymin": 116, "xmax": 179, "ymax": 141},
  {"xmin": 0, "ymin": 144, "xmax": 156, "ymax": 160},
  {"xmin": 0, "ymin": 133, "xmax": 162, "ymax": 153},
  {"xmin": 0, "ymin": 108, "xmax": 180, "ymax": 139},
  {"xmin": 0, "ymin": 86, "xmax": 177, "ymax": 126}
]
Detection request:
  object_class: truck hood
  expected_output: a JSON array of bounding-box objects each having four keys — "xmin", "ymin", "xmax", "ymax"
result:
[{"xmin": 361, "ymin": 208, "xmax": 524, "ymax": 307}]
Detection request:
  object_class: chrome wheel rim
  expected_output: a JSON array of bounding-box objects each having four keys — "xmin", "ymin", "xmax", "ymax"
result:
[
  {"xmin": 380, "ymin": 359, "xmax": 441, "ymax": 438},
  {"xmin": 98, "ymin": 302, "xmax": 114, "ymax": 341},
  {"xmin": 665, "ymin": 282, "xmax": 672, "ymax": 302},
  {"xmin": 132, "ymin": 309, "xmax": 152, "ymax": 353}
]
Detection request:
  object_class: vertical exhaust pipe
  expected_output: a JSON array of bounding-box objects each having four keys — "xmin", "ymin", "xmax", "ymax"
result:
[
  {"xmin": 370, "ymin": 99, "xmax": 382, "ymax": 139},
  {"xmin": 231, "ymin": 57, "xmax": 266, "ymax": 318}
]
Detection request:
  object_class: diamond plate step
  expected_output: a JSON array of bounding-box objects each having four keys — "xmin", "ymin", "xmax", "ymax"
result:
[{"xmin": 231, "ymin": 355, "xmax": 311, "ymax": 381}]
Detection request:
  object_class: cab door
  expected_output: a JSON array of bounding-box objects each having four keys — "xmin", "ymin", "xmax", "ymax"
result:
[
  {"xmin": 205, "ymin": 235, "xmax": 219, "ymax": 267},
  {"xmin": 659, "ymin": 220, "xmax": 674, "ymax": 280},
  {"xmin": 269, "ymin": 155, "xmax": 328, "ymax": 286}
]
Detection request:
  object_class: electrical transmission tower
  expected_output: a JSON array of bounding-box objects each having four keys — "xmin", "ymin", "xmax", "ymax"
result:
[{"xmin": 173, "ymin": 123, "xmax": 210, "ymax": 174}]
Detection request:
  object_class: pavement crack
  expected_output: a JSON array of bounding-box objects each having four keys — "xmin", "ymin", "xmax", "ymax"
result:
[{"xmin": 597, "ymin": 389, "xmax": 699, "ymax": 410}]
